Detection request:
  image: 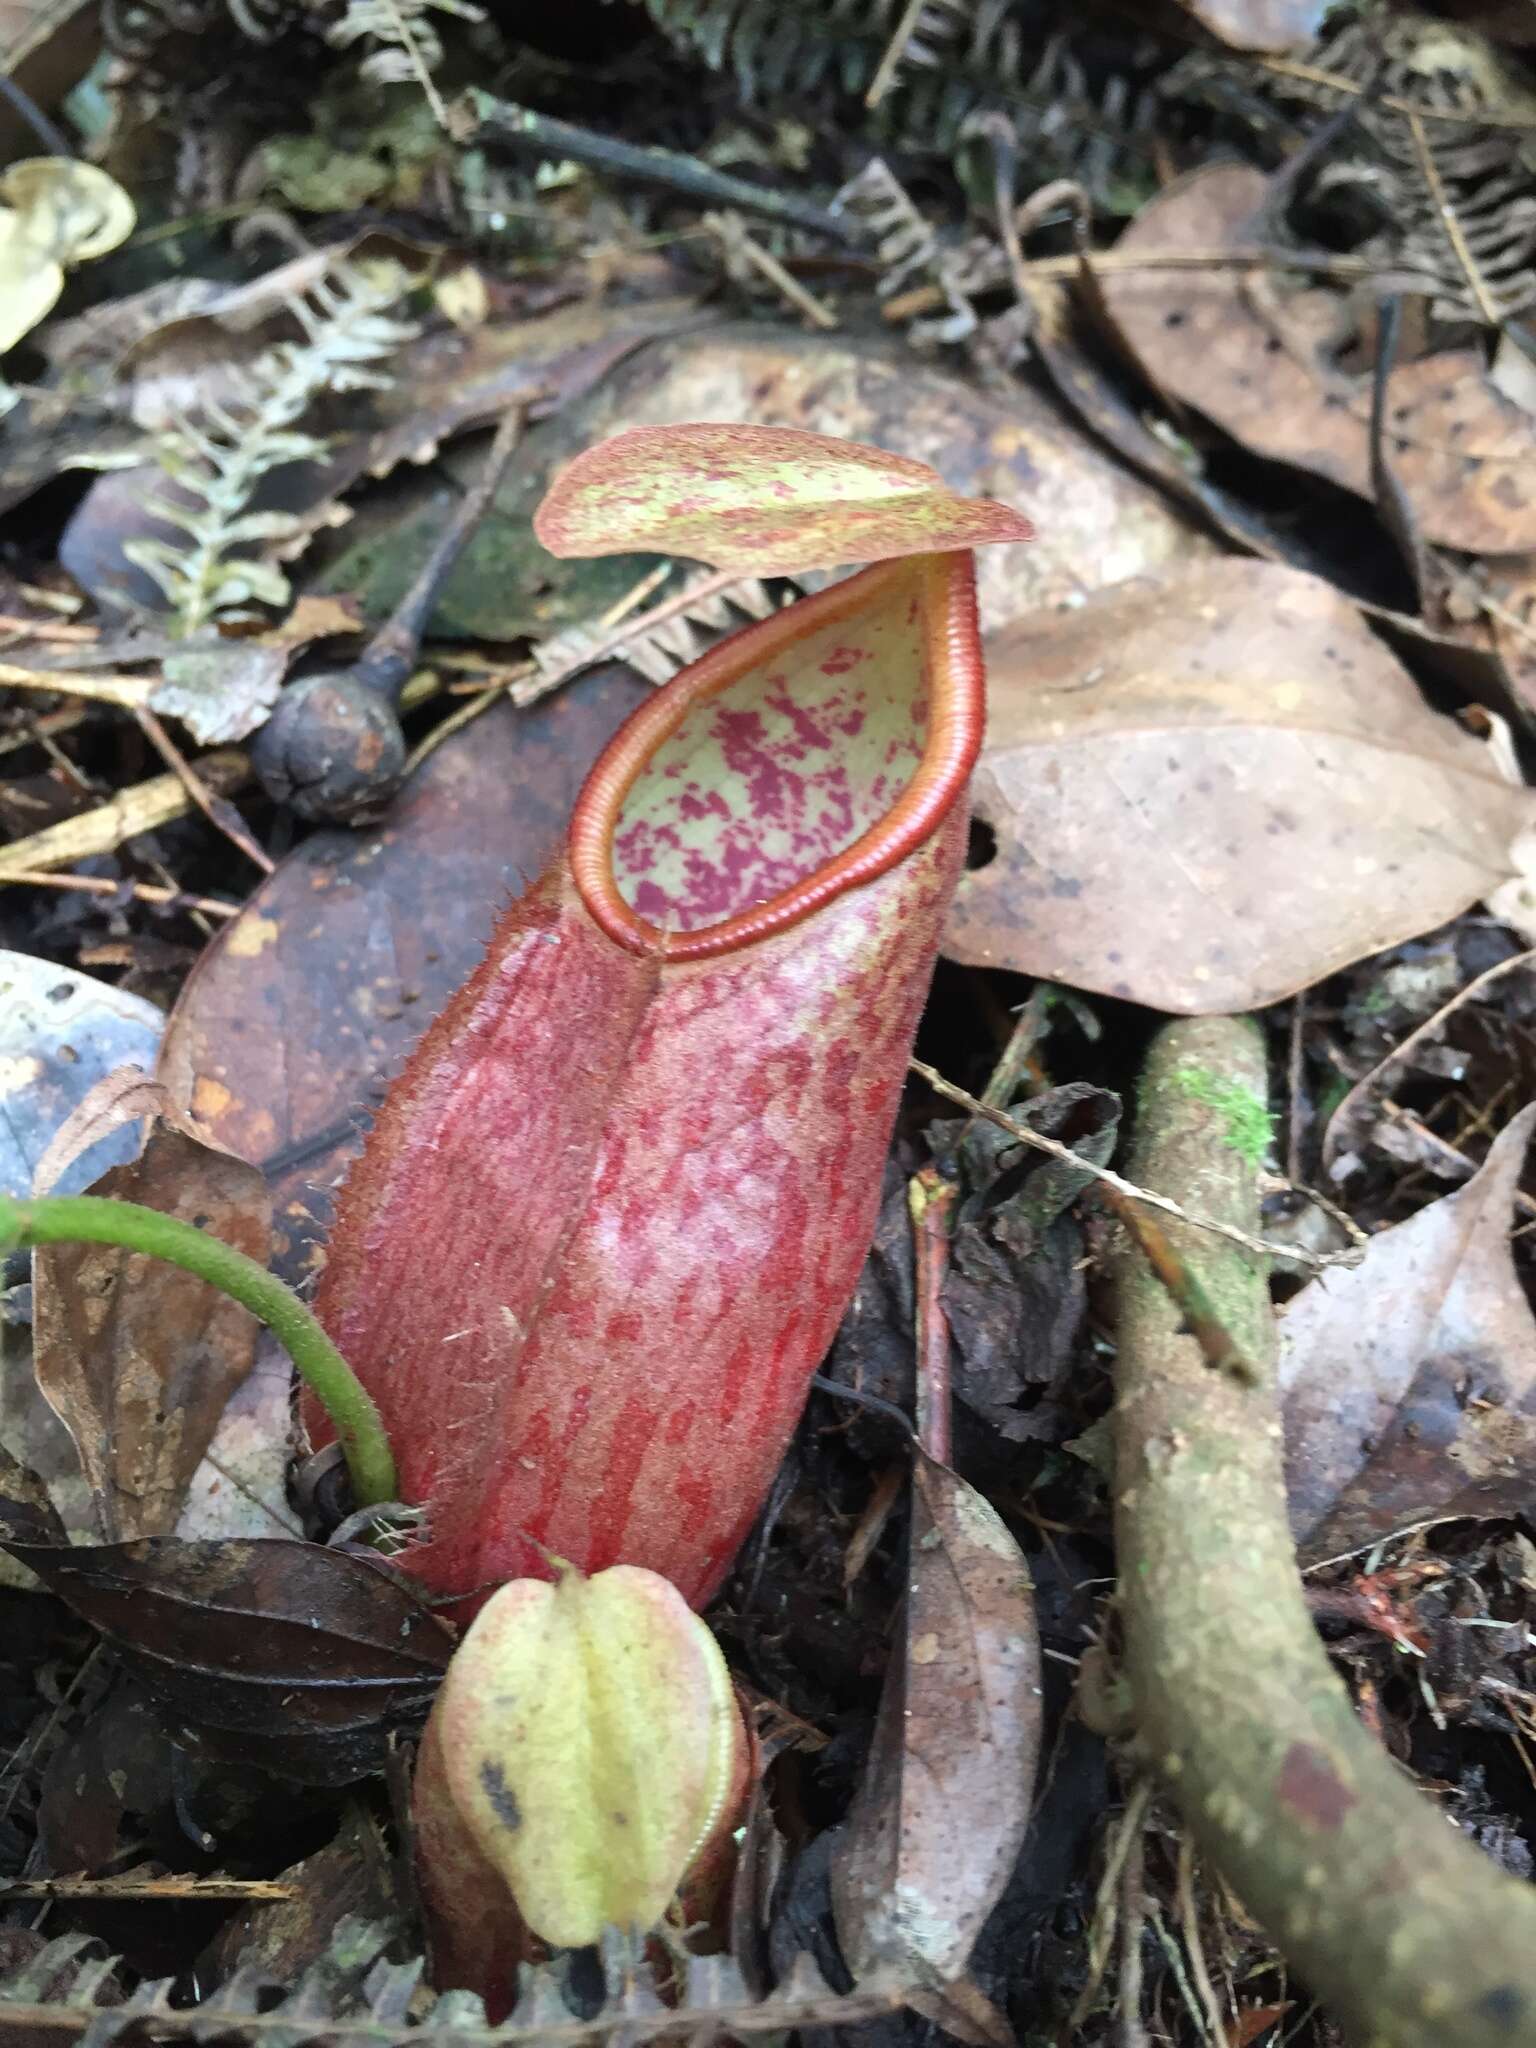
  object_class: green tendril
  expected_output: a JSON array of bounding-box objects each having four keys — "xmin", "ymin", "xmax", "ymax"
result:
[{"xmin": 0, "ymin": 1192, "xmax": 396, "ymax": 1508}]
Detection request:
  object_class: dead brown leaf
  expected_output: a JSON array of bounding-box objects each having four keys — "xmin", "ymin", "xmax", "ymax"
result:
[
  {"xmin": 944, "ymin": 558, "xmax": 1532, "ymax": 1013},
  {"xmin": 1100, "ymin": 164, "xmax": 1536, "ymax": 554},
  {"xmin": 32, "ymin": 1114, "xmax": 271, "ymax": 1541},
  {"xmin": 830, "ymin": 1453, "xmax": 1039, "ymax": 1989},
  {"xmin": 1278, "ymin": 1102, "xmax": 1536, "ymax": 1560},
  {"xmin": 504, "ymin": 322, "xmax": 1218, "ymax": 635},
  {"xmin": 158, "ymin": 667, "xmax": 650, "ymax": 1278}
]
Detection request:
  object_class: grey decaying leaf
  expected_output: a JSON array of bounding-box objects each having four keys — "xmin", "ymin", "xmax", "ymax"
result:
[
  {"xmin": 830, "ymin": 1453, "xmax": 1040, "ymax": 1988},
  {"xmin": 1278, "ymin": 1101, "xmax": 1536, "ymax": 1560}
]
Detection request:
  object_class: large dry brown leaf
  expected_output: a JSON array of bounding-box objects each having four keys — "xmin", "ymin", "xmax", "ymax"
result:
[
  {"xmin": 830, "ymin": 1454, "xmax": 1039, "ymax": 1990},
  {"xmin": 1278, "ymin": 1103, "xmax": 1536, "ymax": 1561},
  {"xmin": 158, "ymin": 665, "xmax": 650, "ymax": 1279},
  {"xmin": 32, "ymin": 1114, "xmax": 271, "ymax": 1542},
  {"xmin": 944, "ymin": 559, "xmax": 1532, "ymax": 1013},
  {"xmin": 499, "ymin": 323, "xmax": 1218, "ymax": 635},
  {"xmin": 1100, "ymin": 164, "xmax": 1536, "ymax": 554}
]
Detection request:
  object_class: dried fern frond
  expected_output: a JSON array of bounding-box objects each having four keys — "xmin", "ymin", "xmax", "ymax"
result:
[
  {"xmin": 832, "ymin": 157, "xmax": 989, "ymax": 340},
  {"xmin": 0, "ymin": 1914, "xmax": 907, "ymax": 2046},
  {"xmin": 631, "ymin": 0, "xmax": 1165, "ymax": 195},
  {"xmin": 326, "ymin": 0, "xmax": 485, "ymax": 118},
  {"xmin": 525, "ymin": 570, "xmax": 805, "ymax": 699},
  {"xmin": 126, "ymin": 258, "xmax": 419, "ymax": 638},
  {"xmin": 1167, "ymin": 13, "xmax": 1536, "ymax": 328}
]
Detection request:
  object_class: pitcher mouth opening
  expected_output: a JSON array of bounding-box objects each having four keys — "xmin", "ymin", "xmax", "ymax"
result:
[{"xmin": 568, "ymin": 553, "xmax": 984, "ymax": 962}]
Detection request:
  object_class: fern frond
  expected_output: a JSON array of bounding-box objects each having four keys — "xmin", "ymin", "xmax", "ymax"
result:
[
  {"xmin": 325, "ymin": 0, "xmax": 485, "ymax": 119},
  {"xmin": 527, "ymin": 571, "xmax": 804, "ymax": 698},
  {"xmin": 128, "ymin": 258, "xmax": 418, "ymax": 638}
]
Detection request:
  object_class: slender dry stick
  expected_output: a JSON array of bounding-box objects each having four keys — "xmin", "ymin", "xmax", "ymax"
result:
[
  {"xmin": 517, "ymin": 568, "xmax": 744, "ymax": 707},
  {"xmin": 864, "ymin": 0, "xmax": 929, "ymax": 108},
  {"xmin": 0, "ymin": 660, "xmax": 155, "ymax": 709},
  {"xmin": 0, "ymin": 1193, "xmax": 394, "ymax": 1508},
  {"xmin": 912, "ymin": 1059, "xmax": 1305, "ymax": 1267},
  {"xmin": 1111, "ymin": 1015, "xmax": 1536, "ymax": 2048},
  {"xmin": 0, "ymin": 750, "xmax": 251, "ymax": 877},
  {"xmin": 1115, "ymin": 1818, "xmax": 1149, "ymax": 2048},
  {"xmin": 1325, "ymin": 947, "xmax": 1536, "ymax": 1169},
  {"xmin": 1256, "ymin": 52, "xmax": 1536, "ymax": 132},
  {"xmin": 133, "ymin": 707, "xmax": 273, "ymax": 874},
  {"xmin": 1402, "ymin": 107, "xmax": 1502, "ymax": 328},
  {"xmin": 1175, "ymin": 1835, "xmax": 1228, "ymax": 2048},
  {"xmin": 0, "ymin": 613, "xmax": 97, "ymax": 640},
  {"xmin": 907, "ymin": 1164, "xmax": 957, "ymax": 1465},
  {"xmin": 1, "ymin": 869, "xmax": 240, "ymax": 918}
]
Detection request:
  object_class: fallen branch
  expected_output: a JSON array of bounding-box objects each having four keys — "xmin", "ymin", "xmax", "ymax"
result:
[
  {"xmin": 0, "ymin": 750, "xmax": 251, "ymax": 878},
  {"xmin": 1111, "ymin": 1015, "xmax": 1536, "ymax": 2048}
]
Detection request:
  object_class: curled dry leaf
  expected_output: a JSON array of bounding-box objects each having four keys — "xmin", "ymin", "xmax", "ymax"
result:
[
  {"xmin": 1278, "ymin": 1102, "xmax": 1536, "ymax": 1560},
  {"xmin": 0, "ymin": 1533, "xmax": 455, "ymax": 1785},
  {"xmin": 945, "ymin": 559, "xmax": 1533, "ymax": 1013},
  {"xmin": 158, "ymin": 667, "xmax": 650, "ymax": 1278},
  {"xmin": 1100, "ymin": 164, "xmax": 1536, "ymax": 554},
  {"xmin": 830, "ymin": 1453, "xmax": 1039, "ymax": 1989},
  {"xmin": 536, "ymin": 423, "xmax": 1034, "ymax": 575},
  {"xmin": 32, "ymin": 1111, "xmax": 271, "ymax": 1541}
]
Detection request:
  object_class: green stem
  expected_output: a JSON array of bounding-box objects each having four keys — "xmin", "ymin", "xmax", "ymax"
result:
[{"xmin": 0, "ymin": 1192, "xmax": 397, "ymax": 1509}]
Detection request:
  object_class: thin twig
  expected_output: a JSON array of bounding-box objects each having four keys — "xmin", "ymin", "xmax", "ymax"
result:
[
  {"xmin": 1255, "ymin": 53, "xmax": 1536, "ymax": 132},
  {"xmin": 0, "ymin": 869, "xmax": 241, "ymax": 919},
  {"xmin": 0, "ymin": 614, "xmax": 98, "ymax": 641},
  {"xmin": 0, "ymin": 660, "xmax": 155, "ymax": 710},
  {"xmin": 377, "ymin": 0, "xmax": 449, "ymax": 125},
  {"xmin": 402, "ymin": 660, "xmax": 536, "ymax": 776},
  {"xmin": 1073, "ymin": 1777, "xmax": 1155, "ymax": 2028},
  {"xmin": 1402, "ymin": 107, "xmax": 1503, "ymax": 328},
  {"xmin": 1117, "ymin": 1813, "xmax": 1149, "ymax": 2048},
  {"xmin": 0, "ymin": 751, "xmax": 252, "ymax": 878},
  {"xmin": 880, "ymin": 240, "xmax": 1395, "ymax": 322},
  {"xmin": 908, "ymin": 1165, "xmax": 957, "ymax": 1466},
  {"xmin": 864, "ymin": 0, "xmax": 930, "ymax": 109},
  {"xmin": 1285, "ymin": 992, "xmax": 1306, "ymax": 1186},
  {"xmin": 133, "ymin": 707, "xmax": 274, "ymax": 875},
  {"xmin": 0, "ymin": 72, "xmax": 73, "ymax": 156},
  {"xmin": 516, "ymin": 569, "xmax": 743, "ymax": 708},
  {"xmin": 1323, "ymin": 947, "xmax": 1536, "ymax": 1169},
  {"xmin": 0, "ymin": 1877, "xmax": 297, "ymax": 1902},
  {"xmin": 910, "ymin": 1060, "xmax": 1359, "ymax": 1275},
  {"xmin": 1176, "ymin": 1836, "xmax": 1229, "ymax": 2048},
  {"xmin": 705, "ymin": 211, "xmax": 838, "ymax": 329}
]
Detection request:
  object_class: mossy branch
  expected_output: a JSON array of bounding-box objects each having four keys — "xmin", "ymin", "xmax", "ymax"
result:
[
  {"xmin": 1111, "ymin": 1016, "xmax": 1536, "ymax": 2048},
  {"xmin": 0, "ymin": 1192, "xmax": 396, "ymax": 1510}
]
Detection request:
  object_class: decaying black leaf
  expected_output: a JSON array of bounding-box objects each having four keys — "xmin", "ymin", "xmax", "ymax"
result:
[{"xmin": 0, "ymin": 1535, "xmax": 454, "ymax": 1786}]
